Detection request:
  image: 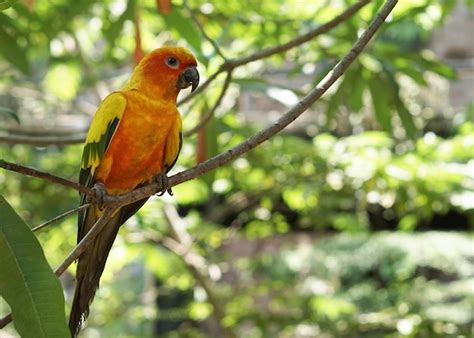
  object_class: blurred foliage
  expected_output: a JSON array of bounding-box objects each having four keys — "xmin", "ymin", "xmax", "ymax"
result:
[
  {"xmin": 0, "ymin": 0, "xmax": 465, "ymax": 137},
  {"xmin": 182, "ymin": 118, "xmax": 473, "ymax": 233},
  {"xmin": 0, "ymin": 106, "xmax": 19, "ymax": 123},
  {"xmin": 0, "ymin": 0, "xmax": 473, "ymax": 337},
  {"xmin": 229, "ymin": 231, "xmax": 474, "ymax": 337}
]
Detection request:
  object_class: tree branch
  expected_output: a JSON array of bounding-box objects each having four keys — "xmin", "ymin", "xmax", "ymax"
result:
[
  {"xmin": 178, "ymin": 69, "xmax": 223, "ymax": 106},
  {"xmin": 183, "ymin": 0, "xmax": 227, "ymax": 60},
  {"xmin": 105, "ymin": 0, "xmax": 397, "ymax": 211},
  {"xmin": 0, "ymin": 1, "xmax": 370, "ymax": 146},
  {"xmin": 178, "ymin": 0, "xmax": 371, "ymax": 105},
  {"xmin": 53, "ymin": 207, "xmax": 116, "ymax": 276},
  {"xmin": 0, "ymin": 159, "xmax": 94, "ymax": 197},
  {"xmin": 184, "ymin": 70, "xmax": 233, "ymax": 137},
  {"xmin": 0, "ymin": 1, "xmax": 369, "ymax": 146},
  {"xmin": 0, "ymin": 0, "xmax": 397, "ymax": 330},
  {"xmin": 0, "ymin": 134, "xmax": 85, "ymax": 146},
  {"xmin": 32, "ymin": 203, "xmax": 90, "ymax": 232},
  {"xmin": 162, "ymin": 205, "xmax": 237, "ymax": 338},
  {"xmin": 0, "ymin": 315, "xmax": 11, "ymax": 330}
]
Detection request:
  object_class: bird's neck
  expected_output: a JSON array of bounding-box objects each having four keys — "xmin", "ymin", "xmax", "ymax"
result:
[{"xmin": 125, "ymin": 73, "xmax": 179, "ymax": 102}]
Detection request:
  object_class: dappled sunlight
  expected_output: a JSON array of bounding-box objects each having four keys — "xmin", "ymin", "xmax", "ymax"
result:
[{"xmin": 0, "ymin": 0, "xmax": 473, "ymax": 337}]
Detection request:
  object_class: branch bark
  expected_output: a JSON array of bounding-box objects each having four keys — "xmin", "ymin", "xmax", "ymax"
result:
[
  {"xmin": 32, "ymin": 204, "xmax": 90, "ymax": 232},
  {"xmin": 183, "ymin": 0, "xmax": 227, "ymax": 60},
  {"xmin": 178, "ymin": 0, "xmax": 372, "ymax": 105},
  {"xmin": 0, "ymin": 0, "xmax": 398, "ymax": 330},
  {"xmin": 184, "ymin": 70, "xmax": 233, "ymax": 137},
  {"xmin": 104, "ymin": 0, "xmax": 397, "ymax": 212},
  {"xmin": 0, "ymin": 0, "xmax": 396, "ymax": 281},
  {"xmin": 0, "ymin": 1, "xmax": 369, "ymax": 146},
  {"xmin": 53, "ymin": 207, "xmax": 116, "ymax": 277},
  {"xmin": 0, "ymin": 159, "xmax": 94, "ymax": 197},
  {"xmin": 0, "ymin": 134, "xmax": 86, "ymax": 146}
]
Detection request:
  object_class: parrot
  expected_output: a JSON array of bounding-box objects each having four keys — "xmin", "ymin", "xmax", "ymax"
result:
[{"xmin": 68, "ymin": 47, "xmax": 199, "ymax": 337}]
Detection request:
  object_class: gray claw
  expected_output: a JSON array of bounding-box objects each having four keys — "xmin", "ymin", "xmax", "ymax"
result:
[
  {"xmin": 91, "ymin": 183, "xmax": 107, "ymax": 208},
  {"xmin": 153, "ymin": 173, "xmax": 172, "ymax": 196}
]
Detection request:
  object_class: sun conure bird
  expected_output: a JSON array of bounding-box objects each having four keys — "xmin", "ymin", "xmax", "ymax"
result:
[{"xmin": 69, "ymin": 47, "xmax": 199, "ymax": 336}]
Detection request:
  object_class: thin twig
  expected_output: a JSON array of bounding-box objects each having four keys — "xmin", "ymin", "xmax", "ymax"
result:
[
  {"xmin": 0, "ymin": 160, "xmax": 94, "ymax": 197},
  {"xmin": 163, "ymin": 205, "xmax": 237, "ymax": 338},
  {"xmin": 183, "ymin": 0, "xmax": 227, "ymax": 60},
  {"xmin": 163, "ymin": 205, "xmax": 192, "ymax": 247},
  {"xmin": 105, "ymin": 0, "xmax": 397, "ymax": 211},
  {"xmin": 32, "ymin": 204, "xmax": 90, "ymax": 232},
  {"xmin": 178, "ymin": 69, "xmax": 223, "ymax": 106},
  {"xmin": 0, "ymin": 0, "xmax": 397, "ymax": 330},
  {"xmin": 0, "ymin": 315, "xmax": 11, "ymax": 329},
  {"xmin": 0, "ymin": 134, "xmax": 85, "ymax": 146},
  {"xmin": 178, "ymin": 0, "xmax": 371, "ymax": 105},
  {"xmin": 184, "ymin": 70, "xmax": 233, "ymax": 137},
  {"xmin": 53, "ymin": 207, "xmax": 116, "ymax": 277},
  {"xmin": 0, "ymin": 1, "xmax": 369, "ymax": 145},
  {"xmin": 230, "ymin": 0, "xmax": 371, "ymax": 68}
]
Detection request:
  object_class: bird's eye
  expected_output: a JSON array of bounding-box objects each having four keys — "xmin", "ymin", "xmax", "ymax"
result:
[{"xmin": 165, "ymin": 56, "xmax": 179, "ymax": 69}]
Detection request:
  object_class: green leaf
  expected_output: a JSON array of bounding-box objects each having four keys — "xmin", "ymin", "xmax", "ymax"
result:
[
  {"xmin": 375, "ymin": 43, "xmax": 456, "ymax": 80},
  {"xmin": 325, "ymin": 77, "xmax": 347, "ymax": 123},
  {"xmin": 234, "ymin": 78, "xmax": 274, "ymax": 92},
  {"xmin": 420, "ymin": 57, "xmax": 456, "ymax": 79},
  {"xmin": 385, "ymin": 72, "xmax": 417, "ymax": 139},
  {"xmin": 345, "ymin": 64, "xmax": 365, "ymax": 113},
  {"xmin": 324, "ymin": 58, "xmax": 370, "ymax": 123},
  {"xmin": 369, "ymin": 0, "xmax": 385, "ymax": 18},
  {"xmin": 39, "ymin": 0, "xmax": 96, "ymax": 39},
  {"xmin": 405, "ymin": 51, "xmax": 456, "ymax": 79},
  {"xmin": 397, "ymin": 65, "xmax": 427, "ymax": 86},
  {"xmin": 0, "ymin": 106, "xmax": 20, "ymax": 123},
  {"xmin": 0, "ymin": 0, "xmax": 18, "ymax": 11},
  {"xmin": 396, "ymin": 100, "xmax": 417, "ymax": 139},
  {"xmin": 0, "ymin": 13, "xmax": 30, "ymax": 74},
  {"xmin": 200, "ymin": 110, "xmax": 218, "ymax": 187},
  {"xmin": 174, "ymin": 179, "xmax": 209, "ymax": 204},
  {"xmin": 103, "ymin": 0, "xmax": 135, "ymax": 56},
  {"xmin": 0, "ymin": 196, "xmax": 69, "ymax": 338},
  {"xmin": 368, "ymin": 74, "xmax": 392, "ymax": 133},
  {"xmin": 162, "ymin": 6, "xmax": 207, "ymax": 65}
]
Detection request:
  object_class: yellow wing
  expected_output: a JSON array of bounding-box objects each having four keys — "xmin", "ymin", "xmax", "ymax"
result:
[
  {"xmin": 78, "ymin": 92, "xmax": 126, "ymax": 240},
  {"xmin": 163, "ymin": 113, "xmax": 183, "ymax": 173},
  {"xmin": 81, "ymin": 92, "xmax": 127, "ymax": 176}
]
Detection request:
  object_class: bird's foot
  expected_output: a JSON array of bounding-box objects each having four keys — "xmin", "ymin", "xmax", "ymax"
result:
[
  {"xmin": 153, "ymin": 173, "xmax": 173, "ymax": 196},
  {"xmin": 87, "ymin": 182, "xmax": 107, "ymax": 208}
]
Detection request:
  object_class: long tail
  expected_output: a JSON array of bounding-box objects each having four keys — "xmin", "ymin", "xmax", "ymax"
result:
[
  {"xmin": 69, "ymin": 198, "xmax": 148, "ymax": 337},
  {"xmin": 68, "ymin": 206, "xmax": 121, "ymax": 337}
]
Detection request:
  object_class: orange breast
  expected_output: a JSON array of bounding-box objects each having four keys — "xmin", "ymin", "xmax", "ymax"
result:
[{"xmin": 95, "ymin": 90, "xmax": 179, "ymax": 194}]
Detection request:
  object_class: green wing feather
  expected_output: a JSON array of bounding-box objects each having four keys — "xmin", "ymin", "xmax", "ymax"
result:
[
  {"xmin": 70, "ymin": 93, "xmax": 127, "ymax": 336},
  {"xmin": 71, "ymin": 92, "xmax": 184, "ymax": 336},
  {"xmin": 78, "ymin": 92, "xmax": 126, "ymax": 239},
  {"xmin": 80, "ymin": 92, "xmax": 127, "ymax": 181}
]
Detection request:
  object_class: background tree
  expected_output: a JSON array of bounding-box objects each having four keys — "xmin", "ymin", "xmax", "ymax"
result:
[{"xmin": 0, "ymin": 0, "xmax": 473, "ymax": 337}]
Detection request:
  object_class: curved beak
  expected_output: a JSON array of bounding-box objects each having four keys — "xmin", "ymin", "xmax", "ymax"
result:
[{"xmin": 177, "ymin": 67, "xmax": 200, "ymax": 92}]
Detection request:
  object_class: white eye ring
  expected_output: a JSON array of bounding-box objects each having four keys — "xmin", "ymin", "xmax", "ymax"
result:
[{"xmin": 165, "ymin": 56, "xmax": 179, "ymax": 69}]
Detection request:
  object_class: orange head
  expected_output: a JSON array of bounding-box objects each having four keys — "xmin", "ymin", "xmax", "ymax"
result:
[{"xmin": 127, "ymin": 47, "xmax": 199, "ymax": 101}]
